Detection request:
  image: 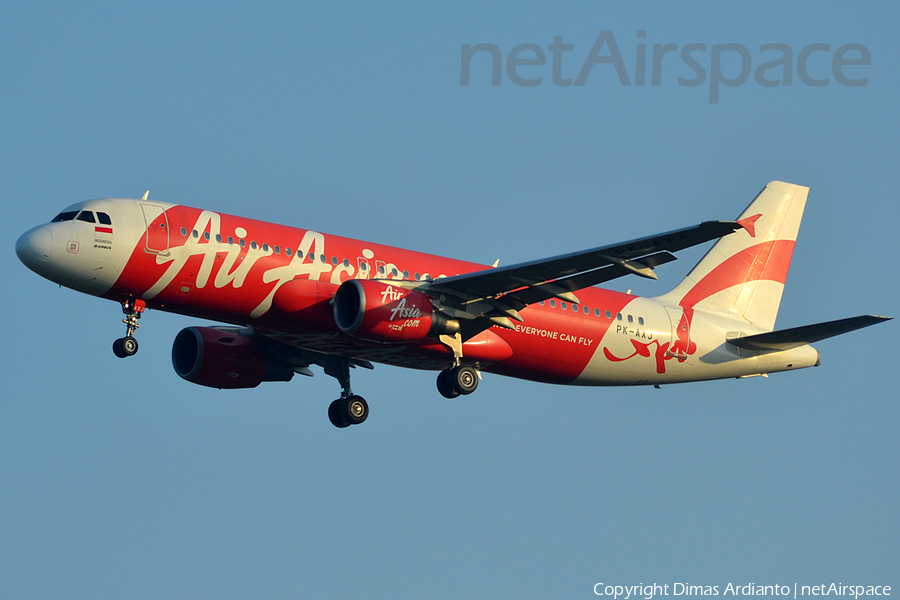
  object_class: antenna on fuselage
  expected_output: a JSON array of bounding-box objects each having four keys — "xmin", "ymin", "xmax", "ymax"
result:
[{"xmin": 141, "ymin": 190, "xmax": 149, "ymax": 200}]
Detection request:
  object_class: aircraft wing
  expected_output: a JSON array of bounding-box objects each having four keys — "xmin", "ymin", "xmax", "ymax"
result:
[{"xmin": 415, "ymin": 220, "xmax": 745, "ymax": 333}]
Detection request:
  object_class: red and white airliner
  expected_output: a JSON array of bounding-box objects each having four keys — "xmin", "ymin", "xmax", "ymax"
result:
[{"xmin": 16, "ymin": 181, "xmax": 889, "ymax": 427}]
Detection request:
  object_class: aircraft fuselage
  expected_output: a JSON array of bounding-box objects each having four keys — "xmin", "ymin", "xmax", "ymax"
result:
[{"xmin": 16, "ymin": 196, "xmax": 820, "ymax": 388}]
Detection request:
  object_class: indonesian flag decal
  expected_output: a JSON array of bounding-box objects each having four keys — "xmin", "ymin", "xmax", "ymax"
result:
[{"xmin": 95, "ymin": 226, "xmax": 113, "ymax": 235}]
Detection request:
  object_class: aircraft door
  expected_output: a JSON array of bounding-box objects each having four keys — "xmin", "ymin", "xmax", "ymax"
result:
[{"xmin": 141, "ymin": 203, "xmax": 170, "ymax": 254}]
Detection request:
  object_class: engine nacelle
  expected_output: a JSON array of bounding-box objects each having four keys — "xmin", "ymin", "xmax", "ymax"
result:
[
  {"xmin": 172, "ymin": 327, "xmax": 294, "ymax": 389},
  {"xmin": 333, "ymin": 279, "xmax": 457, "ymax": 343}
]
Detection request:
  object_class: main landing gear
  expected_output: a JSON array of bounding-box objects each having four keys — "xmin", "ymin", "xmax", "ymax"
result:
[
  {"xmin": 325, "ymin": 355, "xmax": 369, "ymax": 428},
  {"xmin": 436, "ymin": 365, "xmax": 479, "ymax": 399},
  {"xmin": 112, "ymin": 298, "xmax": 145, "ymax": 358},
  {"xmin": 435, "ymin": 332, "xmax": 480, "ymax": 399}
]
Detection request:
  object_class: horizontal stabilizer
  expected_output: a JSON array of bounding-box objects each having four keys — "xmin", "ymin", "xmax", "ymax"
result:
[{"xmin": 728, "ymin": 315, "xmax": 891, "ymax": 352}]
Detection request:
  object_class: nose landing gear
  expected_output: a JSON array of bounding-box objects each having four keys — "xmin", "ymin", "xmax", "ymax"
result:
[{"xmin": 113, "ymin": 298, "xmax": 145, "ymax": 358}]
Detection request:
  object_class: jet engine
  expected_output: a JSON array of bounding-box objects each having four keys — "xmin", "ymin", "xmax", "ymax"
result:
[
  {"xmin": 172, "ymin": 326, "xmax": 294, "ymax": 389},
  {"xmin": 333, "ymin": 279, "xmax": 458, "ymax": 343}
]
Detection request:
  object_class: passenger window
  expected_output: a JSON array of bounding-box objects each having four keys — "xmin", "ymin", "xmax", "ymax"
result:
[
  {"xmin": 274, "ymin": 245, "xmax": 280, "ymax": 254},
  {"xmin": 320, "ymin": 255, "xmax": 326, "ymax": 263},
  {"xmin": 251, "ymin": 241, "xmax": 258, "ymax": 250},
  {"xmin": 332, "ymin": 256, "xmax": 338, "ymax": 265},
  {"xmin": 227, "ymin": 236, "xmax": 234, "ymax": 245},
  {"xmin": 216, "ymin": 234, "xmax": 222, "ymax": 243},
  {"xmin": 414, "ymin": 272, "xmax": 420, "ymax": 280},
  {"xmin": 51, "ymin": 211, "xmax": 79, "ymax": 222},
  {"xmin": 584, "ymin": 306, "xmax": 589, "ymax": 314},
  {"xmin": 204, "ymin": 232, "xmax": 210, "ymax": 241},
  {"xmin": 180, "ymin": 227, "xmax": 187, "ymax": 236},
  {"xmin": 539, "ymin": 301, "xmax": 545, "ymax": 306},
  {"xmin": 344, "ymin": 259, "xmax": 350, "ymax": 267},
  {"xmin": 639, "ymin": 317, "xmax": 644, "ymax": 325},
  {"xmin": 573, "ymin": 304, "xmax": 578, "ymax": 312},
  {"xmin": 262, "ymin": 243, "xmax": 269, "ymax": 252},
  {"xmin": 549, "ymin": 300, "xmax": 556, "ymax": 308},
  {"xmin": 286, "ymin": 248, "xmax": 292, "ymax": 256},
  {"xmin": 379, "ymin": 266, "xmax": 386, "ymax": 274},
  {"xmin": 561, "ymin": 302, "xmax": 567, "ymax": 310},
  {"xmin": 594, "ymin": 308, "xmax": 600, "ymax": 317},
  {"xmin": 76, "ymin": 211, "xmax": 96, "ymax": 223},
  {"xmin": 97, "ymin": 212, "xmax": 112, "ymax": 225},
  {"xmin": 606, "ymin": 310, "xmax": 612, "ymax": 319},
  {"xmin": 403, "ymin": 270, "xmax": 409, "ymax": 279},
  {"xmin": 628, "ymin": 315, "xmax": 633, "ymax": 323},
  {"xmin": 308, "ymin": 252, "xmax": 314, "ymax": 260},
  {"xmin": 617, "ymin": 313, "xmax": 623, "ymax": 320},
  {"xmin": 391, "ymin": 268, "xmax": 398, "ymax": 277},
  {"xmin": 192, "ymin": 230, "xmax": 199, "ymax": 238},
  {"xmin": 239, "ymin": 239, "xmax": 246, "ymax": 248}
]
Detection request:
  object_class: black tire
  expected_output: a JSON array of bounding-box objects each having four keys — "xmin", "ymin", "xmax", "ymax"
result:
[
  {"xmin": 112, "ymin": 338, "xmax": 127, "ymax": 358},
  {"xmin": 328, "ymin": 399, "xmax": 350, "ymax": 428},
  {"xmin": 121, "ymin": 336, "xmax": 139, "ymax": 356},
  {"xmin": 344, "ymin": 395, "xmax": 369, "ymax": 425},
  {"xmin": 436, "ymin": 369, "xmax": 460, "ymax": 399},
  {"xmin": 452, "ymin": 366, "xmax": 478, "ymax": 395}
]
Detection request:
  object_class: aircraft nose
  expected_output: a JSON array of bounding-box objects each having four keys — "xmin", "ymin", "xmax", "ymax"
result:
[{"xmin": 16, "ymin": 226, "xmax": 53, "ymax": 272}]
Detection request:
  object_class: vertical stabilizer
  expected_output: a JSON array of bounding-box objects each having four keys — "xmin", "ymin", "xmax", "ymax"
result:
[{"xmin": 655, "ymin": 181, "xmax": 808, "ymax": 330}]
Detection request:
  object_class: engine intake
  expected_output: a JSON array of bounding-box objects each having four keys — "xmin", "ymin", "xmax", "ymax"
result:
[{"xmin": 172, "ymin": 327, "xmax": 294, "ymax": 389}]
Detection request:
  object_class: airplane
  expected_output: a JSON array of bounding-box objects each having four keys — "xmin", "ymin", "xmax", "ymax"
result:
[{"xmin": 16, "ymin": 181, "xmax": 890, "ymax": 428}]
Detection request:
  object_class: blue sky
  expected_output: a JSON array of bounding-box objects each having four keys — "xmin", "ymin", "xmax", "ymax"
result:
[{"xmin": 2, "ymin": 1, "xmax": 897, "ymax": 598}]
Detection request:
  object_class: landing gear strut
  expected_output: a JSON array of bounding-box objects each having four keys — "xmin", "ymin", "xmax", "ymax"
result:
[
  {"xmin": 113, "ymin": 298, "xmax": 145, "ymax": 358},
  {"xmin": 325, "ymin": 355, "xmax": 369, "ymax": 428}
]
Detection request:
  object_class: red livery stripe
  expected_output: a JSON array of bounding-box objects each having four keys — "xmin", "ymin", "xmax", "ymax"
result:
[{"xmin": 680, "ymin": 240, "xmax": 795, "ymax": 310}]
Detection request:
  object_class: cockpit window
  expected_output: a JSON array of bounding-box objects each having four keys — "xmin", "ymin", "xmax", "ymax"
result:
[
  {"xmin": 97, "ymin": 212, "xmax": 112, "ymax": 225},
  {"xmin": 51, "ymin": 211, "xmax": 79, "ymax": 222},
  {"xmin": 76, "ymin": 211, "xmax": 96, "ymax": 223}
]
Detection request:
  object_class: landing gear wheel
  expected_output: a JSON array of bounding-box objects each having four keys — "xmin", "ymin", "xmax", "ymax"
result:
[
  {"xmin": 452, "ymin": 365, "xmax": 478, "ymax": 395},
  {"xmin": 112, "ymin": 336, "xmax": 138, "ymax": 358},
  {"xmin": 437, "ymin": 369, "xmax": 461, "ymax": 399},
  {"xmin": 121, "ymin": 336, "xmax": 138, "ymax": 356},
  {"xmin": 344, "ymin": 395, "xmax": 369, "ymax": 425},
  {"xmin": 328, "ymin": 399, "xmax": 350, "ymax": 428},
  {"xmin": 328, "ymin": 396, "xmax": 368, "ymax": 428}
]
